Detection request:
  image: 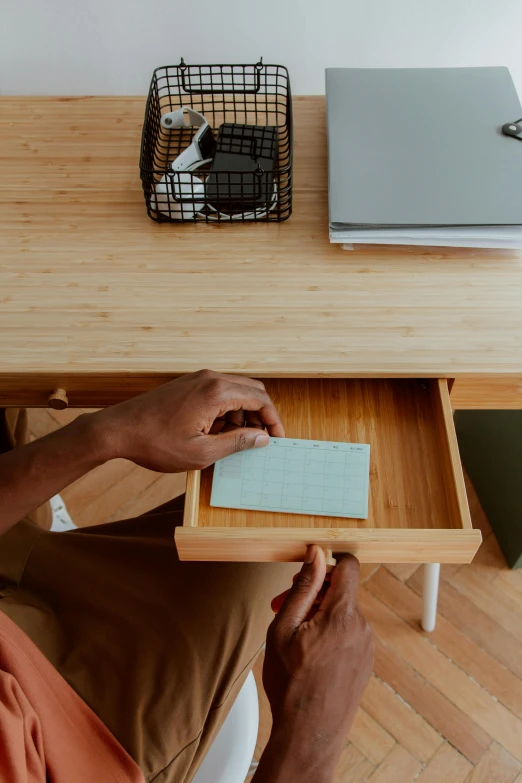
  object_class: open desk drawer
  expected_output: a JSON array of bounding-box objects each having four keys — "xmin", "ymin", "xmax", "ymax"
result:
[{"xmin": 175, "ymin": 379, "xmax": 481, "ymax": 564}]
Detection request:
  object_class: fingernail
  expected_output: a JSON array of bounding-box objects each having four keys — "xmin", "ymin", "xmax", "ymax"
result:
[
  {"xmin": 254, "ymin": 433, "xmax": 270, "ymax": 448},
  {"xmin": 304, "ymin": 545, "xmax": 317, "ymax": 564}
]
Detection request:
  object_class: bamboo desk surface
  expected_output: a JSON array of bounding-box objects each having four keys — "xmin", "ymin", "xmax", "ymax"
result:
[{"xmin": 1, "ymin": 95, "xmax": 521, "ymax": 389}]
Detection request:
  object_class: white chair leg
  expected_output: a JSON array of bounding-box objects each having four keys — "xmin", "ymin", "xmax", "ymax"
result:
[{"xmin": 422, "ymin": 563, "xmax": 440, "ymax": 632}]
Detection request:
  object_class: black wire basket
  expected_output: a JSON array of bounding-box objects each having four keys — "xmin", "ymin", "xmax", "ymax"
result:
[{"xmin": 139, "ymin": 59, "xmax": 292, "ymax": 223}]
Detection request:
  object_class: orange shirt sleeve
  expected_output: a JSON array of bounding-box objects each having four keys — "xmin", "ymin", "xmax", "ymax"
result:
[
  {"xmin": 0, "ymin": 611, "xmax": 145, "ymax": 783},
  {"xmin": 0, "ymin": 669, "xmax": 47, "ymax": 783}
]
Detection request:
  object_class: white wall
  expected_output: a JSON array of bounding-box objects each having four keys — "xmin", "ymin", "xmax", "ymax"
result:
[{"xmin": 2, "ymin": 0, "xmax": 522, "ymax": 96}]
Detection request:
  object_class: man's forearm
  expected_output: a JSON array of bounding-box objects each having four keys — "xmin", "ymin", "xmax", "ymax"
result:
[
  {"xmin": 253, "ymin": 724, "xmax": 337, "ymax": 783},
  {"xmin": 0, "ymin": 412, "xmax": 112, "ymax": 536}
]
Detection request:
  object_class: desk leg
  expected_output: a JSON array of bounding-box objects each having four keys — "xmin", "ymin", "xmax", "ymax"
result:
[{"xmin": 422, "ymin": 563, "xmax": 440, "ymax": 632}]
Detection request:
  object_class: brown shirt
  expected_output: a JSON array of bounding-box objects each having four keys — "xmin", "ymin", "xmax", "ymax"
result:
[{"xmin": 0, "ymin": 610, "xmax": 144, "ymax": 783}]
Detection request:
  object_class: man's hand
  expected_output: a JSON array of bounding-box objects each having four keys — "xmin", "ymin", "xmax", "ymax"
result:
[
  {"xmin": 254, "ymin": 547, "xmax": 373, "ymax": 783},
  {"xmin": 0, "ymin": 370, "xmax": 283, "ymax": 535},
  {"xmin": 95, "ymin": 369, "xmax": 284, "ymax": 472}
]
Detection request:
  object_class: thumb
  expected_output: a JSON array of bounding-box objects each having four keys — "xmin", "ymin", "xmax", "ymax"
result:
[
  {"xmin": 206, "ymin": 427, "xmax": 270, "ymax": 462},
  {"xmin": 275, "ymin": 546, "xmax": 327, "ymax": 636}
]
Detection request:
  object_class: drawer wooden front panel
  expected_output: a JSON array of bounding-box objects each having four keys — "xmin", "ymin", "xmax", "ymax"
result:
[
  {"xmin": 0, "ymin": 374, "xmax": 175, "ymax": 408},
  {"xmin": 451, "ymin": 378, "xmax": 522, "ymax": 409},
  {"xmin": 175, "ymin": 379, "xmax": 481, "ymax": 564}
]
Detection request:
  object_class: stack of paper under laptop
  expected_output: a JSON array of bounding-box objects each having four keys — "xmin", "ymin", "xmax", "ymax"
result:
[{"xmin": 326, "ymin": 67, "xmax": 522, "ymax": 249}]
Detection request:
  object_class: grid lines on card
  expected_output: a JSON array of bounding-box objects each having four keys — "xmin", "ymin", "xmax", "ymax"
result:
[{"xmin": 210, "ymin": 437, "xmax": 370, "ymax": 519}]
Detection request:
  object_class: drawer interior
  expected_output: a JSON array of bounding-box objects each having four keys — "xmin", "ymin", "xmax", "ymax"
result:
[
  {"xmin": 196, "ymin": 379, "xmax": 468, "ymax": 531},
  {"xmin": 176, "ymin": 378, "xmax": 481, "ymax": 562}
]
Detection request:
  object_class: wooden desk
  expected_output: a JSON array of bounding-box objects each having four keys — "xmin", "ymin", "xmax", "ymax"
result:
[
  {"xmin": 0, "ymin": 96, "xmax": 521, "ymax": 408},
  {"xmin": 4, "ymin": 96, "xmax": 521, "ymax": 626}
]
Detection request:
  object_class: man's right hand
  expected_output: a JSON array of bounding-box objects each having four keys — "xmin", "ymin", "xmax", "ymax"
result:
[
  {"xmin": 94, "ymin": 369, "xmax": 284, "ymax": 473},
  {"xmin": 254, "ymin": 547, "xmax": 373, "ymax": 783}
]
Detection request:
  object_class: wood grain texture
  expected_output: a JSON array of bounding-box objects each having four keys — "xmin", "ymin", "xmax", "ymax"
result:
[
  {"xmin": 72, "ymin": 464, "xmax": 162, "ymax": 527},
  {"xmin": 333, "ymin": 744, "xmax": 376, "ymax": 783},
  {"xmin": 415, "ymin": 743, "xmax": 472, "ymax": 783},
  {"xmin": 360, "ymin": 591, "xmax": 522, "ymax": 763},
  {"xmin": 431, "ymin": 380, "xmax": 473, "ymax": 530},
  {"xmin": 361, "ymin": 676, "xmax": 443, "ymax": 763},
  {"xmin": 183, "ymin": 471, "xmax": 200, "ymax": 527},
  {"xmin": 196, "ymin": 379, "xmax": 470, "ymax": 531},
  {"xmin": 407, "ymin": 572, "xmax": 522, "ymax": 682},
  {"xmin": 372, "ymin": 638, "xmax": 491, "ymax": 765},
  {"xmin": 350, "ymin": 707, "xmax": 396, "ymax": 766},
  {"xmin": 1, "ymin": 95, "xmax": 522, "ymax": 408},
  {"xmin": 451, "ymin": 378, "xmax": 522, "ymax": 409},
  {"xmin": 3, "ymin": 372, "xmax": 522, "ymax": 410},
  {"xmin": 464, "ymin": 743, "xmax": 520, "ymax": 783},
  {"xmin": 386, "ymin": 563, "xmax": 421, "ymax": 582},
  {"xmin": 177, "ymin": 378, "xmax": 481, "ymax": 562},
  {"xmin": 447, "ymin": 567, "xmax": 522, "ymax": 643},
  {"xmin": 366, "ymin": 744, "xmax": 422, "ymax": 782},
  {"xmin": 466, "ymin": 531, "xmax": 506, "ymax": 582},
  {"xmin": 494, "ymin": 568, "xmax": 522, "ymax": 604},
  {"xmin": 0, "ymin": 373, "xmax": 175, "ymax": 408},
  {"xmin": 108, "ymin": 473, "xmax": 185, "ymax": 522},
  {"xmin": 367, "ymin": 568, "xmax": 522, "ymax": 721},
  {"xmin": 60, "ymin": 457, "xmax": 137, "ymax": 521},
  {"xmin": 175, "ymin": 527, "xmax": 481, "ymax": 563}
]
